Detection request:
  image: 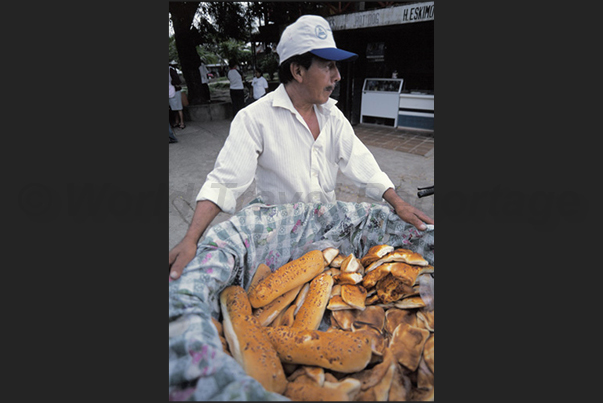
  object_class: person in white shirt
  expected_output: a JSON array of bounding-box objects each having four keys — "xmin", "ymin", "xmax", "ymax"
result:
[
  {"xmin": 169, "ymin": 15, "xmax": 433, "ymax": 279},
  {"xmin": 199, "ymin": 60, "xmax": 211, "ymax": 102},
  {"xmin": 227, "ymin": 60, "xmax": 245, "ymax": 116},
  {"xmin": 251, "ymin": 68, "xmax": 269, "ymax": 101}
]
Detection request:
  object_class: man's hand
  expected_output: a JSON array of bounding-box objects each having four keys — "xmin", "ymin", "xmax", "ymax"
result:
[
  {"xmin": 168, "ymin": 200, "xmax": 222, "ymax": 280},
  {"xmin": 169, "ymin": 238, "xmax": 197, "ymax": 280},
  {"xmin": 393, "ymin": 202, "xmax": 434, "ymax": 231},
  {"xmin": 383, "ymin": 188, "xmax": 434, "ymax": 231}
]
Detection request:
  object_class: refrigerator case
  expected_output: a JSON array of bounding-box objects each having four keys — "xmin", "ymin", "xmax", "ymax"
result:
[{"xmin": 360, "ymin": 78, "xmax": 404, "ymax": 127}]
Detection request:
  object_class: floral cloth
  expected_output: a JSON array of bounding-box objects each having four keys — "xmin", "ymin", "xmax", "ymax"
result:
[{"xmin": 168, "ymin": 201, "xmax": 434, "ymax": 401}]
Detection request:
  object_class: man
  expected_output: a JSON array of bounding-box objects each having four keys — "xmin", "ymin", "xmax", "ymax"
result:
[
  {"xmin": 169, "ymin": 15, "xmax": 433, "ymax": 280},
  {"xmin": 169, "ymin": 68, "xmax": 178, "ymax": 143},
  {"xmin": 251, "ymin": 68, "xmax": 269, "ymax": 101},
  {"xmin": 199, "ymin": 59, "xmax": 211, "ymax": 102},
  {"xmin": 227, "ymin": 60, "xmax": 245, "ymax": 116}
]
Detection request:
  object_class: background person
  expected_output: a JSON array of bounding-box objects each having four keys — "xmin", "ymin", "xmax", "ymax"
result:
[
  {"xmin": 251, "ymin": 68, "xmax": 269, "ymax": 102},
  {"xmin": 169, "ymin": 61, "xmax": 185, "ymax": 129},
  {"xmin": 227, "ymin": 60, "xmax": 245, "ymax": 116}
]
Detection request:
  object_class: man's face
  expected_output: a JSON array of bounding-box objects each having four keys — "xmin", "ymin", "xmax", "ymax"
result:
[{"xmin": 300, "ymin": 57, "xmax": 341, "ymax": 105}]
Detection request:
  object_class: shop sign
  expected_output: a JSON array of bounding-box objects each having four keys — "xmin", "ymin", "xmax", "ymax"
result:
[{"xmin": 327, "ymin": 1, "xmax": 434, "ymax": 30}]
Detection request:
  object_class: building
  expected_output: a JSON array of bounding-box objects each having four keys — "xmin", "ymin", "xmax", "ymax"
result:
[
  {"xmin": 251, "ymin": 1, "xmax": 434, "ymax": 130},
  {"xmin": 326, "ymin": 1, "xmax": 434, "ymax": 130}
]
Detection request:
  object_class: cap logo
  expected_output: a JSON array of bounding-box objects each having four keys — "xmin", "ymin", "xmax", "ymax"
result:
[{"xmin": 315, "ymin": 25, "xmax": 328, "ymax": 39}]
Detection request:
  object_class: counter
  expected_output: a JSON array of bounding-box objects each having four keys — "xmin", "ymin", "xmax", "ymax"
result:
[{"xmin": 398, "ymin": 93, "xmax": 434, "ymax": 131}]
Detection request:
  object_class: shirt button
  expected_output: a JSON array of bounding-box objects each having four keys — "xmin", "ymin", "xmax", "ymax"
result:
[{"xmin": 312, "ymin": 172, "xmax": 318, "ymax": 177}]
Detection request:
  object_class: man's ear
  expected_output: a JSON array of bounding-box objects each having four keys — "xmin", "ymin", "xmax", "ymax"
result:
[{"xmin": 289, "ymin": 62, "xmax": 304, "ymax": 83}]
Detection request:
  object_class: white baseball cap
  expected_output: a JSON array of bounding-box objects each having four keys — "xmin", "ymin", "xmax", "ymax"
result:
[{"xmin": 276, "ymin": 15, "xmax": 358, "ymax": 65}]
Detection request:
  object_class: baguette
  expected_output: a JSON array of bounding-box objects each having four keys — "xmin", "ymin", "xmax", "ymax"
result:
[
  {"xmin": 248, "ymin": 250, "xmax": 325, "ymax": 308},
  {"xmin": 293, "ymin": 283, "xmax": 311, "ymax": 316},
  {"xmin": 248, "ymin": 263, "xmax": 273, "ymax": 294},
  {"xmin": 253, "ymin": 284, "xmax": 303, "ymax": 326},
  {"xmin": 264, "ymin": 326, "xmax": 372, "ymax": 373},
  {"xmin": 292, "ymin": 272, "xmax": 334, "ymax": 330},
  {"xmin": 220, "ymin": 286, "xmax": 287, "ymax": 394}
]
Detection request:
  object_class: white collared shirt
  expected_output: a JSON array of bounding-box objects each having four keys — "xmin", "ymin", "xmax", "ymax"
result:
[
  {"xmin": 251, "ymin": 76, "xmax": 268, "ymax": 99},
  {"xmin": 227, "ymin": 69, "xmax": 244, "ymax": 90},
  {"xmin": 196, "ymin": 84, "xmax": 394, "ymax": 214}
]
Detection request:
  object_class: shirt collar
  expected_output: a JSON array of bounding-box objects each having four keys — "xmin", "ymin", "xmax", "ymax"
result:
[{"xmin": 272, "ymin": 84, "xmax": 338, "ymax": 117}]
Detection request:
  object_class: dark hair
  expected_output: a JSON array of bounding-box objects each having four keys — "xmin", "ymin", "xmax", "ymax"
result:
[
  {"xmin": 278, "ymin": 52, "xmax": 315, "ymax": 84},
  {"xmin": 229, "ymin": 60, "xmax": 238, "ymax": 69}
]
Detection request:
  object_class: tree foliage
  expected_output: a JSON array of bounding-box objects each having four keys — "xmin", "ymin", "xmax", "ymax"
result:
[{"xmin": 169, "ymin": 2, "xmax": 327, "ymax": 104}]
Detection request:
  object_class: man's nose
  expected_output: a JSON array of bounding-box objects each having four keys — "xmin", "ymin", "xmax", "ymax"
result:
[{"xmin": 332, "ymin": 66, "xmax": 341, "ymax": 82}]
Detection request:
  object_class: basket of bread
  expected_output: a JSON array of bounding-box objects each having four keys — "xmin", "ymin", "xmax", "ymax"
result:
[{"xmin": 169, "ymin": 201, "xmax": 433, "ymax": 401}]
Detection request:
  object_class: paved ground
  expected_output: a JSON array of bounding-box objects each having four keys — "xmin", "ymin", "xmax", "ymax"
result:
[{"xmin": 169, "ymin": 119, "xmax": 434, "ymax": 250}]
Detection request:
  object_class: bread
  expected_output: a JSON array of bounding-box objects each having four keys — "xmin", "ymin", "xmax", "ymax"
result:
[
  {"xmin": 248, "ymin": 263, "xmax": 272, "ymax": 294},
  {"xmin": 211, "ymin": 316, "xmax": 223, "ymax": 336},
  {"xmin": 354, "ymin": 305, "xmax": 385, "ymax": 332},
  {"xmin": 326, "ymin": 295, "xmax": 354, "ymax": 310},
  {"xmin": 416, "ymin": 309, "xmax": 434, "ymax": 332},
  {"xmin": 279, "ymin": 304, "xmax": 297, "ymax": 327},
  {"xmin": 354, "ymin": 349, "xmax": 396, "ymax": 401},
  {"xmin": 340, "ymin": 284, "xmax": 367, "ymax": 310},
  {"xmin": 384, "ymin": 308, "xmax": 417, "ymax": 336},
  {"xmin": 376, "ymin": 274, "xmax": 415, "ymax": 304},
  {"xmin": 292, "ymin": 272, "xmax": 334, "ymax": 330},
  {"xmin": 389, "ymin": 262, "xmax": 433, "ymax": 287},
  {"xmin": 360, "ymin": 244, "xmax": 394, "ymax": 267},
  {"xmin": 293, "ymin": 283, "xmax": 311, "ymax": 316},
  {"xmin": 331, "ymin": 309, "xmax": 359, "ymax": 330},
  {"xmin": 390, "ymin": 248, "xmax": 429, "ymax": 266},
  {"xmin": 219, "ymin": 286, "xmax": 287, "ymax": 394},
  {"xmin": 394, "ymin": 296, "xmax": 426, "ymax": 309},
  {"xmin": 264, "ymin": 326, "xmax": 373, "ymax": 373},
  {"xmin": 340, "ymin": 253, "xmax": 363, "ymax": 274},
  {"xmin": 362, "ymin": 262, "xmax": 393, "ymax": 288},
  {"xmin": 364, "ymin": 248, "xmax": 429, "ymax": 274},
  {"xmin": 423, "ymin": 334, "xmax": 434, "ymax": 373},
  {"xmin": 248, "ymin": 250, "xmax": 325, "ymax": 308},
  {"xmin": 388, "ymin": 322, "xmax": 430, "ymax": 371},
  {"xmin": 253, "ymin": 284, "xmax": 303, "ymax": 326},
  {"xmin": 329, "ymin": 254, "xmax": 346, "ymax": 268},
  {"xmin": 322, "ymin": 247, "xmax": 340, "ymax": 266},
  {"xmin": 333, "ymin": 272, "xmax": 363, "ymax": 285},
  {"xmin": 284, "ymin": 374, "xmax": 352, "ymax": 401}
]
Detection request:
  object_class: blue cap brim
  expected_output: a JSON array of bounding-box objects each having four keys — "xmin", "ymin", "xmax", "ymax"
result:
[{"xmin": 309, "ymin": 48, "xmax": 358, "ymax": 62}]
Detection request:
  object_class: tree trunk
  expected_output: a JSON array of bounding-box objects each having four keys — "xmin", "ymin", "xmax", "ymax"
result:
[{"xmin": 169, "ymin": 2, "xmax": 210, "ymax": 105}]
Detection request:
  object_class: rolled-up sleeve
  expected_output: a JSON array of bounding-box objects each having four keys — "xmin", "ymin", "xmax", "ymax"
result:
[
  {"xmin": 335, "ymin": 118, "xmax": 395, "ymax": 201},
  {"xmin": 196, "ymin": 111, "xmax": 262, "ymax": 214}
]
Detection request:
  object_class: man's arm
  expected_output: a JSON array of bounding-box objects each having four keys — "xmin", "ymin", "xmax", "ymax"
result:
[
  {"xmin": 169, "ymin": 200, "xmax": 222, "ymax": 279},
  {"xmin": 382, "ymin": 188, "xmax": 434, "ymax": 231}
]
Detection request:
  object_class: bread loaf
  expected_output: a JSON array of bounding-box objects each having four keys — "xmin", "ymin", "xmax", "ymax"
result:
[
  {"xmin": 264, "ymin": 326, "xmax": 372, "ymax": 373},
  {"xmin": 292, "ymin": 272, "xmax": 333, "ymax": 330},
  {"xmin": 219, "ymin": 286, "xmax": 287, "ymax": 394},
  {"xmin": 248, "ymin": 250, "xmax": 325, "ymax": 308},
  {"xmin": 253, "ymin": 284, "xmax": 303, "ymax": 326}
]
